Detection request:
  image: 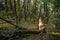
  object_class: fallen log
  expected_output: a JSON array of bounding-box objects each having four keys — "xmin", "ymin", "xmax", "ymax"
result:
[{"xmin": 15, "ymin": 27, "xmax": 46, "ymax": 34}]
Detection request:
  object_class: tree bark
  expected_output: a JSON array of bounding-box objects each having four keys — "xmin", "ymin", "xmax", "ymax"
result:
[
  {"xmin": 44, "ymin": 2, "xmax": 49, "ymax": 24},
  {"xmin": 14, "ymin": 0, "xmax": 19, "ymax": 28}
]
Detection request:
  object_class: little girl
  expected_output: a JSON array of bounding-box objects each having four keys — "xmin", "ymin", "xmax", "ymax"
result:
[{"xmin": 38, "ymin": 17, "xmax": 44, "ymax": 30}]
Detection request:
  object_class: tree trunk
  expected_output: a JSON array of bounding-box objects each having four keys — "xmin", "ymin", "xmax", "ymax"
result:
[
  {"xmin": 5, "ymin": 0, "xmax": 8, "ymax": 17},
  {"xmin": 14, "ymin": 0, "xmax": 19, "ymax": 28},
  {"xmin": 17, "ymin": 0, "xmax": 21, "ymax": 23},
  {"xmin": 23, "ymin": 0, "xmax": 27, "ymax": 21},
  {"xmin": 44, "ymin": 2, "xmax": 49, "ymax": 24},
  {"xmin": 9, "ymin": 0, "xmax": 12, "ymax": 10}
]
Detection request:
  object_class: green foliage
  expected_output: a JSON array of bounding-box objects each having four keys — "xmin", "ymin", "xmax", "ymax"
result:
[
  {"xmin": 0, "ymin": 0, "xmax": 60, "ymax": 40},
  {"xmin": 41, "ymin": 0, "xmax": 53, "ymax": 3},
  {"xmin": 0, "ymin": 27, "xmax": 22, "ymax": 40}
]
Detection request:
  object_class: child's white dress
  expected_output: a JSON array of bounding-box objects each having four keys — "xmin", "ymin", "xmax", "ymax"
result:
[
  {"xmin": 39, "ymin": 19, "xmax": 43, "ymax": 27},
  {"xmin": 38, "ymin": 19, "xmax": 43, "ymax": 30}
]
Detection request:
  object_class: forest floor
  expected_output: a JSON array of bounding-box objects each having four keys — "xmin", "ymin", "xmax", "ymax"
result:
[
  {"xmin": 19, "ymin": 33, "xmax": 47, "ymax": 40},
  {"xmin": 0, "ymin": 19, "xmax": 60, "ymax": 40}
]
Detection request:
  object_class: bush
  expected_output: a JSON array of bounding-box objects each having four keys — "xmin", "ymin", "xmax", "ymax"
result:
[{"xmin": 0, "ymin": 27, "xmax": 21, "ymax": 40}]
